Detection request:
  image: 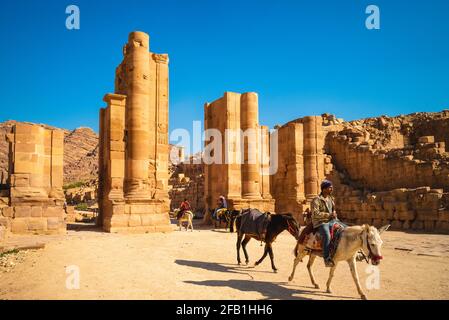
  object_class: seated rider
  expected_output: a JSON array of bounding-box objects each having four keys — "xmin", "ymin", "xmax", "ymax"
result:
[
  {"xmin": 311, "ymin": 180, "xmax": 346, "ymax": 268},
  {"xmin": 213, "ymin": 196, "xmax": 228, "ymax": 220},
  {"xmin": 177, "ymin": 198, "xmax": 191, "ymax": 219}
]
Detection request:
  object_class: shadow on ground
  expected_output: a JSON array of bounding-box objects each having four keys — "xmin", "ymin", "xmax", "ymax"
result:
[
  {"xmin": 176, "ymin": 259, "xmax": 358, "ymax": 300},
  {"xmin": 67, "ymin": 222, "xmax": 102, "ymax": 232}
]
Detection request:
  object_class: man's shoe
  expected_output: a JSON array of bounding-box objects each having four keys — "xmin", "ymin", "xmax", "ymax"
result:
[{"xmin": 324, "ymin": 259, "xmax": 335, "ymax": 267}]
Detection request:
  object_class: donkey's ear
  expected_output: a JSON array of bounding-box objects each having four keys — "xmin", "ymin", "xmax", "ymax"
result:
[{"xmin": 378, "ymin": 224, "xmax": 390, "ymax": 234}]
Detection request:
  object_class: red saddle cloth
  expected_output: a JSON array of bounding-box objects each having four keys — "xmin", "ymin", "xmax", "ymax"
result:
[{"xmin": 301, "ymin": 223, "xmax": 344, "ymax": 251}]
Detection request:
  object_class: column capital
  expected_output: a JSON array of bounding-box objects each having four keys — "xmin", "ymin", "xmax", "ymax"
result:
[
  {"xmin": 152, "ymin": 53, "xmax": 169, "ymax": 64},
  {"xmin": 103, "ymin": 93, "xmax": 127, "ymax": 106}
]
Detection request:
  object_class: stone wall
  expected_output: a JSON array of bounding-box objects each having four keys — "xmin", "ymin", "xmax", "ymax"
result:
[
  {"xmin": 322, "ymin": 111, "xmax": 449, "ymax": 232},
  {"xmin": 169, "ymin": 160, "xmax": 205, "ymax": 215},
  {"xmin": 326, "ymin": 126, "xmax": 449, "ymax": 192},
  {"xmin": 329, "ymin": 169, "xmax": 449, "ymax": 233},
  {"xmin": 0, "ymin": 123, "xmax": 66, "ymax": 236}
]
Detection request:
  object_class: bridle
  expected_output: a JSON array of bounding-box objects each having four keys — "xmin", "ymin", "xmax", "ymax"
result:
[
  {"xmin": 286, "ymin": 219, "xmax": 299, "ymax": 240},
  {"xmin": 364, "ymin": 230, "xmax": 383, "ymax": 264}
]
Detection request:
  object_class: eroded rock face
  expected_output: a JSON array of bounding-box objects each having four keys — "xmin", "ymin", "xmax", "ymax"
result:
[
  {"xmin": 323, "ymin": 111, "xmax": 449, "ymax": 232},
  {"xmin": 326, "ymin": 111, "xmax": 449, "ymax": 192},
  {"xmin": 64, "ymin": 128, "xmax": 98, "ymax": 185}
]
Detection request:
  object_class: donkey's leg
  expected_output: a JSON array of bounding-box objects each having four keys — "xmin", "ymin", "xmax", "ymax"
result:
[
  {"xmin": 241, "ymin": 235, "xmax": 251, "ymax": 265},
  {"xmin": 236, "ymin": 234, "xmax": 243, "ymax": 265},
  {"xmin": 288, "ymin": 245, "xmax": 308, "ymax": 281},
  {"xmin": 264, "ymin": 244, "xmax": 277, "ymax": 272},
  {"xmin": 348, "ymin": 258, "xmax": 367, "ymax": 300},
  {"xmin": 255, "ymin": 243, "xmax": 269, "ymax": 267},
  {"xmin": 190, "ymin": 217, "xmax": 194, "ymax": 232},
  {"xmin": 307, "ymin": 255, "xmax": 320, "ymax": 289},
  {"xmin": 326, "ymin": 263, "xmax": 338, "ymax": 294}
]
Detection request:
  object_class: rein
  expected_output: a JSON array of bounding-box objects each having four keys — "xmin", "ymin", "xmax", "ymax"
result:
[
  {"xmin": 286, "ymin": 219, "xmax": 299, "ymax": 240},
  {"xmin": 364, "ymin": 231, "xmax": 383, "ymax": 263}
]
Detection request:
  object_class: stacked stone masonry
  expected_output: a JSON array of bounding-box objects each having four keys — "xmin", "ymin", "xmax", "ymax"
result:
[
  {"xmin": 0, "ymin": 123, "xmax": 66, "ymax": 236},
  {"xmin": 98, "ymin": 31, "xmax": 171, "ymax": 233},
  {"xmin": 169, "ymin": 158, "xmax": 205, "ymax": 215},
  {"xmin": 203, "ymin": 92, "xmax": 275, "ymax": 217}
]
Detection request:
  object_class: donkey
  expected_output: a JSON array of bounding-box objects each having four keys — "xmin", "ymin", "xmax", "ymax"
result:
[
  {"xmin": 288, "ymin": 224, "xmax": 390, "ymax": 300},
  {"xmin": 211, "ymin": 208, "xmax": 240, "ymax": 232},
  {"xmin": 174, "ymin": 209, "xmax": 194, "ymax": 231},
  {"xmin": 236, "ymin": 212, "xmax": 300, "ymax": 272}
]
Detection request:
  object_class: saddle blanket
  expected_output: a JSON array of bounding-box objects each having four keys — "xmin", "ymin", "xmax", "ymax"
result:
[
  {"xmin": 303, "ymin": 223, "xmax": 346, "ymax": 259},
  {"xmin": 239, "ymin": 208, "xmax": 270, "ymax": 240}
]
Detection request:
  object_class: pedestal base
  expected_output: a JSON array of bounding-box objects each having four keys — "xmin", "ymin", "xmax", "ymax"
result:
[
  {"xmin": 230, "ymin": 198, "xmax": 275, "ymax": 213},
  {"xmin": 102, "ymin": 200, "xmax": 172, "ymax": 233}
]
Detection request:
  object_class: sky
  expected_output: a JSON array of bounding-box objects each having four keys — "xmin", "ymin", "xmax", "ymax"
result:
[{"xmin": 0, "ymin": 0, "xmax": 448, "ymax": 154}]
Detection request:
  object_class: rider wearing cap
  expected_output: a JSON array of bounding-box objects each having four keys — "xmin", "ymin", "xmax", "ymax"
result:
[{"xmin": 311, "ymin": 180, "xmax": 339, "ymax": 267}]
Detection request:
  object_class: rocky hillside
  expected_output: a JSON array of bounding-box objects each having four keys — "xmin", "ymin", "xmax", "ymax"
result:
[
  {"xmin": 0, "ymin": 121, "xmax": 99, "ymax": 186},
  {"xmin": 63, "ymin": 127, "xmax": 98, "ymax": 185}
]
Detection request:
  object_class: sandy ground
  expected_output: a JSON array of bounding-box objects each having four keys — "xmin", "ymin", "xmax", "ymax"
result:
[{"xmin": 1, "ymin": 220, "xmax": 449, "ymax": 300}]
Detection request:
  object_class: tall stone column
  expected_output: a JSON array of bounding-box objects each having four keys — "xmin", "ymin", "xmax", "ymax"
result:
[
  {"xmin": 304, "ymin": 116, "xmax": 323, "ymax": 200},
  {"xmin": 124, "ymin": 31, "xmax": 151, "ymax": 200},
  {"xmin": 260, "ymin": 125, "xmax": 272, "ymax": 199},
  {"xmin": 240, "ymin": 92, "xmax": 261, "ymax": 199}
]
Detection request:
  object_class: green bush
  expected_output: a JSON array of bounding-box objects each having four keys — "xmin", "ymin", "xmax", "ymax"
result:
[
  {"xmin": 75, "ymin": 203, "xmax": 89, "ymax": 211},
  {"xmin": 63, "ymin": 181, "xmax": 86, "ymax": 190}
]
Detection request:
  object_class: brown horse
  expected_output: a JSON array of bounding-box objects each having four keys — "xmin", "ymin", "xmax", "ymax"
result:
[{"xmin": 235, "ymin": 212, "xmax": 300, "ymax": 272}]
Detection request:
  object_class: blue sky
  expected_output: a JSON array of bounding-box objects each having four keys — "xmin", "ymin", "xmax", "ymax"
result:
[{"xmin": 0, "ymin": 0, "xmax": 448, "ymax": 153}]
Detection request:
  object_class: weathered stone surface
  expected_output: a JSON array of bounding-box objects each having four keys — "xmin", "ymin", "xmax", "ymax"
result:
[
  {"xmin": 203, "ymin": 91, "xmax": 275, "ymax": 223},
  {"xmin": 98, "ymin": 31, "xmax": 171, "ymax": 233},
  {"xmin": 0, "ymin": 123, "xmax": 66, "ymax": 235}
]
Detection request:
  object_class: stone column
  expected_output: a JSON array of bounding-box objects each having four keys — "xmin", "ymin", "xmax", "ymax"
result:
[
  {"xmin": 152, "ymin": 53, "xmax": 170, "ymax": 206},
  {"xmin": 304, "ymin": 116, "xmax": 323, "ymax": 199},
  {"xmin": 260, "ymin": 125, "xmax": 272, "ymax": 199},
  {"xmin": 240, "ymin": 92, "xmax": 261, "ymax": 199},
  {"xmin": 124, "ymin": 31, "xmax": 151, "ymax": 200}
]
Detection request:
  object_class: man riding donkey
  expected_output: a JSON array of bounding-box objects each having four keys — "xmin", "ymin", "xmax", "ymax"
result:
[
  {"xmin": 298, "ymin": 179, "xmax": 347, "ymax": 267},
  {"xmin": 212, "ymin": 195, "xmax": 228, "ymax": 222},
  {"xmin": 177, "ymin": 198, "xmax": 192, "ymax": 220}
]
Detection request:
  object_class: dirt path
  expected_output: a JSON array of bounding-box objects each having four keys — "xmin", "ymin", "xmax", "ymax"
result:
[{"xmin": 1, "ymin": 221, "xmax": 449, "ymax": 300}]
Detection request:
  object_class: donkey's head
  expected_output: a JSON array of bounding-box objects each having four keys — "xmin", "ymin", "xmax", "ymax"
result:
[
  {"xmin": 361, "ymin": 224, "xmax": 390, "ymax": 266},
  {"xmin": 278, "ymin": 213, "xmax": 300, "ymax": 240}
]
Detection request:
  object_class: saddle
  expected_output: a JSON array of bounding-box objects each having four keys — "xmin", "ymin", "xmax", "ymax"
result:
[
  {"xmin": 299, "ymin": 222, "xmax": 345, "ymax": 256},
  {"xmin": 239, "ymin": 208, "xmax": 271, "ymax": 240}
]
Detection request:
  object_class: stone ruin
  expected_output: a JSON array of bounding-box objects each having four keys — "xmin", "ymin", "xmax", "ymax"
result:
[
  {"xmin": 169, "ymin": 152, "xmax": 205, "ymax": 217},
  {"xmin": 0, "ymin": 123, "xmax": 66, "ymax": 240},
  {"xmin": 98, "ymin": 31, "xmax": 171, "ymax": 233},
  {"xmin": 178, "ymin": 107, "xmax": 449, "ymax": 232},
  {"xmin": 1, "ymin": 31, "xmax": 449, "ymax": 243},
  {"xmin": 203, "ymin": 92, "xmax": 275, "ymax": 220},
  {"xmin": 325, "ymin": 111, "xmax": 449, "ymax": 232}
]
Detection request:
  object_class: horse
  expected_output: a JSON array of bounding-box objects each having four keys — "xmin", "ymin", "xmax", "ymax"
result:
[
  {"xmin": 235, "ymin": 211, "xmax": 300, "ymax": 272},
  {"xmin": 288, "ymin": 223, "xmax": 390, "ymax": 300},
  {"xmin": 173, "ymin": 209, "xmax": 194, "ymax": 231}
]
